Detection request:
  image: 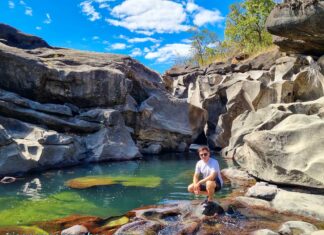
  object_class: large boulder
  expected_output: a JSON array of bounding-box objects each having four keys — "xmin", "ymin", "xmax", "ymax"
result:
[
  {"xmin": 0, "ymin": 23, "xmax": 50, "ymax": 49},
  {"xmin": 0, "ymin": 24, "xmax": 163, "ymax": 108},
  {"xmin": 136, "ymin": 94, "xmax": 207, "ymax": 153},
  {"xmin": 227, "ymin": 98, "xmax": 324, "ymax": 189},
  {"xmin": 266, "ymin": 0, "xmax": 324, "ymax": 55},
  {"xmin": 0, "ymin": 107, "xmax": 141, "ymax": 176}
]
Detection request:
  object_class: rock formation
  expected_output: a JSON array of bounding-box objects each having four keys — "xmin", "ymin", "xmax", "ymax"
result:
[
  {"xmin": 0, "ymin": 23, "xmax": 207, "ymax": 176},
  {"xmin": 266, "ymin": 0, "xmax": 324, "ymax": 56}
]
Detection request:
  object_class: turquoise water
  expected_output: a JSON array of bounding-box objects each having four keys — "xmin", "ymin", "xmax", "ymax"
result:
[{"xmin": 0, "ymin": 152, "xmax": 231, "ymax": 227}]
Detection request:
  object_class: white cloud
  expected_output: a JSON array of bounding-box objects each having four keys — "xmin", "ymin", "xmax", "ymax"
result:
[
  {"xmin": 111, "ymin": 43, "xmax": 127, "ymax": 50},
  {"xmin": 44, "ymin": 13, "xmax": 52, "ymax": 24},
  {"xmin": 145, "ymin": 43, "xmax": 192, "ymax": 63},
  {"xmin": 19, "ymin": 0, "xmax": 26, "ymax": 5},
  {"xmin": 106, "ymin": 0, "xmax": 190, "ymax": 34},
  {"xmin": 128, "ymin": 37, "xmax": 160, "ymax": 43},
  {"xmin": 193, "ymin": 8, "xmax": 224, "ymax": 26},
  {"xmin": 186, "ymin": 1, "xmax": 199, "ymax": 13},
  {"xmin": 102, "ymin": 40, "xmax": 109, "ymax": 44},
  {"xmin": 80, "ymin": 1, "xmax": 101, "ymax": 21},
  {"xmin": 8, "ymin": 1, "xmax": 15, "ymax": 9},
  {"xmin": 92, "ymin": 36, "xmax": 100, "ymax": 40},
  {"xmin": 36, "ymin": 26, "xmax": 42, "ymax": 30},
  {"xmin": 130, "ymin": 48, "xmax": 142, "ymax": 57},
  {"xmin": 181, "ymin": 38, "xmax": 192, "ymax": 44},
  {"xmin": 25, "ymin": 7, "xmax": 33, "ymax": 16},
  {"xmin": 119, "ymin": 35, "xmax": 160, "ymax": 44}
]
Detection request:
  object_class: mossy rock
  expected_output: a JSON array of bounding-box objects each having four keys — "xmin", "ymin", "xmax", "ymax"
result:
[
  {"xmin": 0, "ymin": 192, "xmax": 105, "ymax": 227},
  {"xmin": 0, "ymin": 226, "xmax": 49, "ymax": 235},
  {"xmin": 66, "ymin": 176, "xmax": 162, "ymax": 189},
  {"xmin": 104, "ymin": 216, "xmax": 129, "ymax": 228}
]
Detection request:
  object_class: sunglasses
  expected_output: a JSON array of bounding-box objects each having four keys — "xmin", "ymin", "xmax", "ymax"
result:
[{"xmin": 199, "ymin": 152, "xmax": 209, "ymax": 157}]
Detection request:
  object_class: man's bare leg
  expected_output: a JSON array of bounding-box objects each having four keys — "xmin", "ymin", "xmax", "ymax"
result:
[{"xmin": 206, "ymin": 180, "xmax": 216, "ymax": 201}]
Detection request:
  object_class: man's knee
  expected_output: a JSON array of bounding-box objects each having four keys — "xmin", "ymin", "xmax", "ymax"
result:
[
  {"xmin": 187, "ymin": 184, "xmax": 194, "ymax": 193},
  {"xmin": 206, "ymin": 181, "xmax": 216, "ymax": 191}
]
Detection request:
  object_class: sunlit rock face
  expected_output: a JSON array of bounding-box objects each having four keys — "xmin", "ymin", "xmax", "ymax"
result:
[
  {"xmin": 225, "ymin": 98, "xmax": 324, "ymax": 189},
  {"xmin": 0, "ymin": 23, "xmax": 209, "ymax": 175}
]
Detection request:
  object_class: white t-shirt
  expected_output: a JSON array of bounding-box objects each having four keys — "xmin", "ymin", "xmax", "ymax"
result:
[{"xmin": 195, "ymin": 157, "xmax": 223, "ymax": 186}]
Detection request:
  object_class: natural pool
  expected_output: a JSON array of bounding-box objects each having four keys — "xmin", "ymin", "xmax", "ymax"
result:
[{"xmin": 0, "ymin": 152, "xmax": 231, "ymax": 228}]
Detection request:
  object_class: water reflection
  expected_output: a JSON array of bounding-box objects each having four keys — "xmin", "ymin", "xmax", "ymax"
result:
[
  {"xmin": 19, "ymin": 178, "xmax": 42, "ymax": 200},
  {"xmin": 0, "ymin": 152, "xmax": 231, "ymax": 220}
]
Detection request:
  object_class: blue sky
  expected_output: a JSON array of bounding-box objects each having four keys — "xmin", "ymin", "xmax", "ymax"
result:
[{"xmin": 1, "ymin": 0, "xmax": 239, "ymax": 73}]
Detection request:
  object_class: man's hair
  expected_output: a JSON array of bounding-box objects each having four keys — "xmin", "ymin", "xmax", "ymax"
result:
[{"xmin": 197, "ymin": 146, "xmax": 210, "ymax": 153}]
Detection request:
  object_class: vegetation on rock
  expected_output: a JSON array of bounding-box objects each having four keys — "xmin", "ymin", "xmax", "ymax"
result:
[{"xmin": 186, "ymin": 0, "xmax": 276, "ymax": 66}]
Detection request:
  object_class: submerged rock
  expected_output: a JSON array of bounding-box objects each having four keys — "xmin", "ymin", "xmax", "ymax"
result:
[
  {"xmin": 61, "ymin": 225, "xmax": 88, "ymax": 235},
  {"xmin": 66, "ymin": 176, "xmax": 162, "ymax": 189}
]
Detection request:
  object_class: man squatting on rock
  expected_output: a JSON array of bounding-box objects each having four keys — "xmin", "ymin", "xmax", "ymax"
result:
[{"xmin": 188, "ymin": 146, "xmax": 223, "ymax": 204}]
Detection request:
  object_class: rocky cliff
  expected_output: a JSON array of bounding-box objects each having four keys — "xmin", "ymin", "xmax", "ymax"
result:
[
  {"xmin": 163, "ymin": 0, "xmax": 324, "ymax": 189},
  {"xmin": 0, "ymin": 23, "xmax": 207, "ymax": 176}
]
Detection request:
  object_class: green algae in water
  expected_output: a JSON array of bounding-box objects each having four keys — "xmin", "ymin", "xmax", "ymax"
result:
[
  {"xmin": 0, "ymin": 192, "xmax": 106, "ymax": 227},
  {"xmin": 66, "ymin": 176, "xmax": 162, "ymax": 189},
  {"xmin": 0, "ymin": 226, "xmax": 49, "ymax": 235}
]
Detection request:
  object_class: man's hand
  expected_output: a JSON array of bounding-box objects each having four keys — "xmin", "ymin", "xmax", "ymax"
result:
[{"xmin": 194, "ymin": 183, "xmax": 200, "ymax": 195}]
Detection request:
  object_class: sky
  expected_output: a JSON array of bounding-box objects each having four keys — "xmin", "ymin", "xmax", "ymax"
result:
[{"xmin": 1, "ymin": 0, "xmax": 239, "ymax": 73}]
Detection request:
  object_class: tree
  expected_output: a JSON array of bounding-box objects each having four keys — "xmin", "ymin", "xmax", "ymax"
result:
[
  {"xmin": 225, "ymin": 0, "xmax": 275, "ymax": 51},
  {"xmin": 189, "ymin": 28, "xmax": 220, "ymax": 66}
]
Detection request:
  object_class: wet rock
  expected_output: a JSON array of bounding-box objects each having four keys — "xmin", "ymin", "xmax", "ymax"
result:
[
  {"xmin": 0, "ymin": 176, "xmax": 16, "ymax": 183},
  {"xmin": 278, "ymin": 221, "xmax": 318, "ymax": 235},
  {"xmin": 237, "ymin": 185, "xmax": 324, "ymax": 220},
  {"xmin": 114, "ymin": 220, "xmax": 163, "ymax": 235},
  {"xmin": 251, "ymin": 229, "xmax": 279, "ymax": 235},
  {"xmin": 61, "ymin": 225, "xmax": 88, "ymax": 235},
  {"xmin": 202, "ymin": 201, "xmax": 225, "ymax": 216}
]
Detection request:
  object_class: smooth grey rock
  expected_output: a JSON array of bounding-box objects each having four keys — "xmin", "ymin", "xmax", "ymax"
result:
[
  {"xmin": 0, "ymin": 88, "xmax": 73, "ymax": 117},
  {"xmin": 237, "ymin": 185, "xmax": 324, "ymax": 221},
  {"xmin": 0, "ymin": 23, "xmax": 50, "ymax": 49},
  {"xmin": 0, "ymin": 125, "xmax": 12, "ymax": 146},
  {"xmin": 0, "ymin": 33, "xmax": 162, "ymax": 108},
  {"xmin": 227, "ymin": 98, "xmax": 324, "ymax": 189},
  {"xmin": 137, "ymin": 94, "xmax": 207, "ymax": 152},
  {"xmin": 311, "ymin": 231, "xmax": 324, "ymax": 235},
  {"xmin": 139, "ymin": 144, "xmax": 162, "ymax": 154},
  {"xmin": 61, "ymin": 225, "xmax": 88, "ymax": 235},
  {"xmin": 84, "ymin": 111, "xmax": 141, "ymax": 161},
  {"xmin": 206, "ymin": 61, "xmax": 235, "ymax": 75},
  {"xmin": 278, "ymin": 221, "xmax": 318, "ymax": 235},
  {"xmin": 245, "ymin": 182, "xmax": 278, "ymax": 201},
  {"xmin": 0, "ymin": 99, "xmax": 101, "ymax": 133},
  {"xmin": 221, "ymin": 168, "xmax": 255, "ymax": 187},
  {"xmin": 266, "ymin": 1, "xmax": 324, "ymax": 56},
  {"xmin": 293, "ymin": 67, "xmax": 324, "ymax": 102}
]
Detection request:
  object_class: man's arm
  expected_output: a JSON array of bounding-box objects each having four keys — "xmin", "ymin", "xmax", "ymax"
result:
[{"xmin": 198, "ymin": 171, "xmax": 217, "ymax": 185}]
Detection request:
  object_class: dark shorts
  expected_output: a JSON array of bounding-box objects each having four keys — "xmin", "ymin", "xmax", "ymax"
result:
[{"xmin": 199, "ymin": 177, "xmax": 222, "ymax": 192}]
